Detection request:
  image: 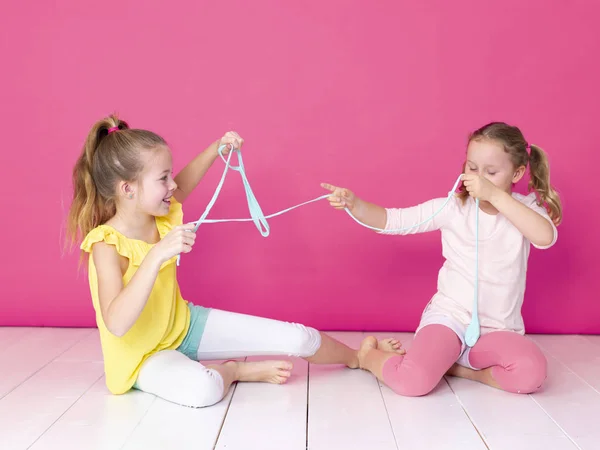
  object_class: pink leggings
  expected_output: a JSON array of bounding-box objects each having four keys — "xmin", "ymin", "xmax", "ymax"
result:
[{"xmin": 382, "ymin": 325, "xmax": 547, "ymax": 396}]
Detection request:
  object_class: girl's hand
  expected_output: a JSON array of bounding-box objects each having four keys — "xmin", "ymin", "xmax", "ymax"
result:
[
  {"xmin": 321, "ymin": 183, "xmax": 357, "ymax": 213},
  {"xmin": 462, "ymin": 174, "xmax": 501, "ymax": 203},
  {"xmin": 150, "ymin": 223, "xmax": 197, "ymax": 264},
  {"xmin": 218, "ymin": 131, "xmax": 244, "ymax": 155}
]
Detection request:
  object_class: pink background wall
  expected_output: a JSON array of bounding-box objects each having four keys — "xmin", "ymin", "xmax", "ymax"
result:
[{"xmin": 1, "ymin": 1, "xmax": 599, "ymax": 333}]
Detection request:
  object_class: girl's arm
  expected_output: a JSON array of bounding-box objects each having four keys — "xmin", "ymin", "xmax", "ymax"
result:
[
  {"xmin": 490, "ymin": 190, "xmax": 555, "ymax": 247},
  {"xmin": 92, "ymin": 223, "xmax": 196, "ymax": 337},
  {"xmin": 174, "ymin": 132, "xmax": 244, "ymax": 204},
  {"xmin": 173, "ymin": 140, "xmax": 220, "ymax": 204},
  {"xmin": 92, "ymin": 242, "xmax": 163, "ymax": 337},
  {"xmin": 348, "ymin": 198, "xmax": 388, "ymax": 229},
  {"xmin": 321, "ymin": 183, "xmax": 453, "ymax": 234},
  {"xmin": 321, "ymin": 183, "xmax": 387, "ymax": 228}
]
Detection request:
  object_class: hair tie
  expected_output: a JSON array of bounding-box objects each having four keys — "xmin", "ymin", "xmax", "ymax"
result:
[
  {"xmin": 525, "ymin": 143, "xmax": 531, "ymax": 153},
  {"xmin": 108, "ymin": 126, "xmax": 119, "ymax": 133}
]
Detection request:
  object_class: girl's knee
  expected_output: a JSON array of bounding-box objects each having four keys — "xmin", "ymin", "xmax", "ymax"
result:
[
  {"xmin": 290, "ymin": 324, "xmax": 322, "ymax": 357},
  {"xmin": 184, "ymin": 368, "xmax": 225, "ymax": 408},
  {"xmin": 497, "ymin": 345, "xmax": 548, "ymax": 394},
  {"xmin": 516, "ymin": 351, "xmax": 547, "ymax": 394},
  {"xmin": 475, "ymin": 332, "xmax": 548, "ymax": 394},
  {"xmin": 136, "ymin": 350, "xmax": 226, "ymax": 408},
  {"xmin": 382, "ymin": 356, "xmax": 442, "ymax": 397}
]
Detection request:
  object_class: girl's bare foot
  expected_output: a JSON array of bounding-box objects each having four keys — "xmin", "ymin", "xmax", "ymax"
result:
[
  {"xmin": 357, "ymin": 336, "xmax": 378, "ymax": 369},
  {"xmin": 446, "ymin": 363, "xmax": 467, "ymax": 378},
  {"xmin": 346, "ymin": 353, "xmax": 360, "ymax": 369},
  {"xmin": 358, "ymin": 336, "xmax": 405, "ymax": 369},
  {"xmin": 378, "ymin": 338, "xmax": 406, "ymax": 354},
  {"xmin": 446, "ymin": 363, "xmax": 501, "ymax": 389},
  {"xmin": 225, "ymin": 360, "xmax": 294, "ymax": 384}
]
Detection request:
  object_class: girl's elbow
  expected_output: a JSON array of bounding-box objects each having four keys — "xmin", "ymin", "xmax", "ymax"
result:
[
  {"xmin": 104, "ymin": 316, "xmax": 130, "ymax": 337},
  {"xmin": 107, "ymin": 323, "xmax": 127, "ymax": 338},
  {"xmin": 532, "ymin": 224, "xmax": 555, "ymax": 247},
  {"xmin": 533, "ymin": 237, "xmax": 553, "ymax": 247},
  {"xmin": 101, "ymin": 302, "xmax": 132, "ymax": 337}
]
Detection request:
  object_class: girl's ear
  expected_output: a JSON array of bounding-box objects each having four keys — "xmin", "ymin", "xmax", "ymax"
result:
[
  {"xmin": 513, "ymin": 165, "xmax": 526, "ymax": 184},
  {"xmin": 119, "ymin": 181, "xmax": 135, "ymax": 199}
]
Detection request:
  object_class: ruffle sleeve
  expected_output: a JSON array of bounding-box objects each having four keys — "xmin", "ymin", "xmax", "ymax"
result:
[{"xmin": 81, "ymin": 226, "xmax": 150, "ymax": 267}]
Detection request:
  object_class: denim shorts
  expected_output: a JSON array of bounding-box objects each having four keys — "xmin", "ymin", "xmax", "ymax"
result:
[{"xmin": 176, "ymin": 302, "xmax": 212, "ymax": 360}]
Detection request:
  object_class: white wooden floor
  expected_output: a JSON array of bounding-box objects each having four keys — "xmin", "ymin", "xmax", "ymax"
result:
[{"xmin": 1, "ymin": 328, "xmax": 599, "ymax": 450}]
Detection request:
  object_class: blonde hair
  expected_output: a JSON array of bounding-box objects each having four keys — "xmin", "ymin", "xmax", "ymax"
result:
[
  {"xmin": 66, "ymin": 114, "xmax": 167, "ymax": 250},
  {"xmin": 458, "ymin": 122, "xmax": 562, "ymax": 225}
]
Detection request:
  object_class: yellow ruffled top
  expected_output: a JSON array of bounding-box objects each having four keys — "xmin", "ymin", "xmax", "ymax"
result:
[{"xmin": 80, "ymin": 197, "xmax": 190, "ymax": 394}]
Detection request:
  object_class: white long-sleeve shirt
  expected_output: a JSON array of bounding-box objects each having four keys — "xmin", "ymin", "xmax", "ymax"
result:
[{"xmin": 382, "ymin": 192, "xmax": 558, "ymax": 334}]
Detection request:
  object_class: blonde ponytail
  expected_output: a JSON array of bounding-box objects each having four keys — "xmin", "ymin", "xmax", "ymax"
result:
[{"xmin": 528, "ymin": 144, "xmax": 562, "ymax": 225}]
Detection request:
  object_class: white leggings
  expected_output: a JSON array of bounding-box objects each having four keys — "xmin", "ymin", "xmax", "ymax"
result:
[{"xmin": 135, "ymin": 309, "xmax": 322, "ymax": 408}]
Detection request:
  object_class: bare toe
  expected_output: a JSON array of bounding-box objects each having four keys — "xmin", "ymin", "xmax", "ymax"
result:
[
  {"xmin": 378, "ymin": 338, "xmax": 404, "ymax": 353},
  {"xmin": 279, "ymin": 361, "xmax": 293, "ymax": 371},
  {"xmin": 274, "ymin": 375, "xmax": 289, "ymax": 384}
]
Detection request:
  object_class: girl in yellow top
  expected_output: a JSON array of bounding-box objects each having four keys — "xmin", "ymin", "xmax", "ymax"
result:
[{"xmin": 66, "ymin": 114, "xmax": 402, "ymax": 408}]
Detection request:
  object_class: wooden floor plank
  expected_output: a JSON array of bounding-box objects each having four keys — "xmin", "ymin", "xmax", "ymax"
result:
[
  {"xmin": 215, "ymin": 356, "xmax": 308, "ymax": 450},
  {"xmin": 446, "ymin": 375, "xmax": 577, "ymax": 450},
  {"xmin": 307, "ymin": 331, "xmax": 397, "ymax": 450},
  {"xmin": 29, "ymin": 376, "xmax": 156, "ymax": 450},
  {"xmin": 0, "ymin": 327, "xmax": 93, "ymax": 399},
  {"xmin": 582, "ymin": 335, "xmax": 600, "ymax": 348},
  {"xmin": 55, "ymin": 328, "xmax": 102, "ymax": 362},
  {"xmin": 0, "ymin": 360, "xmax": 103, "ymax": 450},
  {"xmin": 122, "ymin": 391, "xmax": 236, "ymax": 450},
  {"xmin": 0, "ymin": 327, "xmax": 34, "ymax": 354},
  {"xmin": 531, "ymin": 335, "xmax": 600, "ymax": 391},
  {"xmin": 371, "ymin": 332, "xmax": 487, "ymax": 450},
  {"xmin": 526, "ymin": 335, "xmax": 600, "ymax": 449},
  {"xmin": 121, "ymin": 359, "xmax": 240, "ymax": 450}
]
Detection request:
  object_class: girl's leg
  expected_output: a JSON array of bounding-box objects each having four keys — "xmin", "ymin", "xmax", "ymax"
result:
[
  {"xmin": 135, "ymin": 350, "xmax": 230, "ymax": 408},
  {"xmin": 359, "ymin": 324, "xmax": 463, "ymax": 397},
  {"xmin": 446, "ymin": 331, "xmax": 547, "ymax": 394},
  {"xmin": 135, "ymin": 350, "xmax": 293, "ymax": 408},
  {"xmin": 197, "ymin": 309, "xmax": 390, "ymax": 370}
]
